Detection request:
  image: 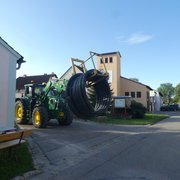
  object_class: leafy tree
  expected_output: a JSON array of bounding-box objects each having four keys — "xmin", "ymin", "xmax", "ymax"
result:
[
  {"xmin": 174, "ymin": 83, "xmax": 180, "ymax": 103},
  {"xmin": 129, "ymin": 78, "xmax": 139, "ymax": 82},
  {"xmin": 157, "ymin": 83, "xmax": 174, "ymax": 104}
]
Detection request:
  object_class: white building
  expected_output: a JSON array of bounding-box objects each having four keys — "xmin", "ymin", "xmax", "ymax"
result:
[
  {"xmin": 149, "ymin": 90, "xmax": 163, "ymax": 112},
  {"xmin": 0, "ymin": 37, "xmax": 25, "ymax": 131}
]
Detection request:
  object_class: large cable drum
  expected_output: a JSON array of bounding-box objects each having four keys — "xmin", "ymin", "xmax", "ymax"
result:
[{"xmin": 66, "ymin": 69, "xmax": 111, "ymax": 118}]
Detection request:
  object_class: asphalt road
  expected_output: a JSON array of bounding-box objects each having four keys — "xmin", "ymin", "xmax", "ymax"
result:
[{"xmin": 19, "ymin": 112, "xmax": 180, "ymax": 180}]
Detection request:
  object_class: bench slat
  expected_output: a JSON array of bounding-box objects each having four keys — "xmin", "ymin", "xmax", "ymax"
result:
[
  {"xmin": 0, "ymin": 139, "xmax": 25, "ymax": 150},
  {"xmin": 0, "ymin": 130, "xmax": 32, "ymax": 141}
]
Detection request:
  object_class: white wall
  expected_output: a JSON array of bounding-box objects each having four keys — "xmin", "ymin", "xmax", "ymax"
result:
[
  {"xmin": 0, "ymin": 43, "xmax": 19, "ymax": 131},
  {"xmin": 155, "ymin": 92, "xmax": 162, "ymax": 111},
  {"xmin": 149, "ymin": 90, "xmax": 162, "ymax": 112}
]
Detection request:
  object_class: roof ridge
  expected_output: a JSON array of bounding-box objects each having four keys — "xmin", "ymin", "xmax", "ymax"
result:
[
  {"xmin": 17, "ymin": 74, "xmax": 57, "ymax": 78},
  {"xmin": 0, "ymin": 36, "xmax": 23, "ymax": 58},
  {"xmin": 96, "ymin": 51, "xmax": 121, "ymax": 57},
  {"xmin": 120, "ymin": 76, "xmax": 153, "ymax": 90}
]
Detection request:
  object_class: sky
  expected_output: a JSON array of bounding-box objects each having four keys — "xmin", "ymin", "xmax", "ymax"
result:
[{"xmin": 0, "ymin": 0, "xmax": 180, "ymax": 90}]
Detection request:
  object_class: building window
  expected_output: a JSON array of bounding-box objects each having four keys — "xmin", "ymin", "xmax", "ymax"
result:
[
  {"xmin": 125, "ymin": 92, "xmax": 129, "ymax": 96},
  {"xmin": 137, "ymin": 91, "xmax": 141, "ymax": 98},
  {"xmin": 100, "ymin": 58, "xmax": 103, "ymax": 64},
  {"xmin": 105, "ymin": 57, "xmax": 108, "ymax": 63},
  {"xmin": 109, "ymin": 57, "xmax": 113, "ymax": 63},
  {"xmin": 131, "ymin": 92, "xmax": 135, "ymax": 98}
]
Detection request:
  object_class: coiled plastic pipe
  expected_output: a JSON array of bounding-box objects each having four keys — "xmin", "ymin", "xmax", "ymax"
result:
[{"xmin": 66, "ymin": 69, "xmax": 111, "ymax": 118}]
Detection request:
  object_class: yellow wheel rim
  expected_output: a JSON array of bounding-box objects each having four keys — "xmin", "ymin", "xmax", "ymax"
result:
[
  {"xmin": 59, "ymin": 112, "xmax": 64, "ymax": 117},
  {"xmin": 34, "ymin": 111, "xmax": 41, "ymax": 125},
  {"xmin": 15, "ymin": 104, "xmax": 23, "ymax": 120}
]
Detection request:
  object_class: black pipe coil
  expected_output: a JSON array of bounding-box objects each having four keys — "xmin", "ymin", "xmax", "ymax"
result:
[{"xmin": 66, "ymin": 69, "xmax": 111, "ymax": 118}]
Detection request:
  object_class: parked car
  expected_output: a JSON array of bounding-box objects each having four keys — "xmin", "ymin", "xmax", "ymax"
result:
[{"xmin": 160, "ymin": 104, "xmax": 179, "ymax": 111}]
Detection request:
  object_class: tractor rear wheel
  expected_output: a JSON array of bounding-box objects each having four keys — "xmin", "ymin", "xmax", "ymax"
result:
[
  {"xmin": 32, "ymin": 107, "xmax": 48, "ymax": 128},
  {"xmin": 15, "ymin": 100, "xmax": 27, "ymax": 124},
  {"xmin": 58, "ymin": 108, "xmax": 73, "ymax": 126}
]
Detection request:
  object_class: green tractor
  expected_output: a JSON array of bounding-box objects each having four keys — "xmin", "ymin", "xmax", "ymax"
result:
[
  {"xmin": 15, "ymin": 52, "xmax": 112, "ymax": 128},
  {"xmin": 15, "ymin": 78, "xmax": 73, "ymax": 128}
]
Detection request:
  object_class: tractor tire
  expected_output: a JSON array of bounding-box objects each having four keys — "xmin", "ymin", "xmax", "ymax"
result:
[
  {"xmin": 58, "ymin": 108, "xmax": 73, "ymax": 126},
  {"xmin": 32, "ymin": 107, "xmax": 48, "ymax": 128},
  {"xmin": 15, "ymin": 100, "xmax": 27, "ymax": 124}
]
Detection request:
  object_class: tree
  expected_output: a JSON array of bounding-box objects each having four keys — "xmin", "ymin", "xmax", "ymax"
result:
[
  {"xmin": 157, "ymin": 83, "xmax": 174, "ymax": 104},
  {"xmin": 129, "ymin": 78, "xmax": 139, "ymax": 82},
  {"xmin": 174, "ymin": 83, "xmax": 180, "ymax": 103}
]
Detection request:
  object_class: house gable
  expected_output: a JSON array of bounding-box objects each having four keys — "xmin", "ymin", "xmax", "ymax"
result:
[
  {"xmin": 0, "ymin": 37, "xmax": 25, "ymax": 131},
  {"xmin": 16, "ymin": 74, "xmax": 57, "ymax": 90},
  {"xmin": 120, "ymin": 76, "xmax": 153, "ymax": 109},
  {"xmin": 120, "ymin": 76, "xmax": 152, "ymax": 91},
  {"xmin": 0, "ymin": 37, "xmax": 25, "ymax": 69}
]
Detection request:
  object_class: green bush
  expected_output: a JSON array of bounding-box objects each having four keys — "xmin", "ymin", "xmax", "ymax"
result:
[{"xmin": 130, "ymin": 100, "xmax": 146, "ymax": 118}]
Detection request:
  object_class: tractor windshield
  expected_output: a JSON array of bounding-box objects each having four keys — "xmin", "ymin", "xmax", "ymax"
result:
[
  {"xmin": 34, "ymin": 86, "xmax": 44, "ymax": 95},
  {"xmin": 25, "ymin": 84, "xmax": 45, "ymax": 97}
]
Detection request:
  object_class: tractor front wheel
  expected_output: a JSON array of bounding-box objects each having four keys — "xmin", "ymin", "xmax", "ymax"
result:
[
  {"xmin": 58, "ymin": 108, "xmax": 73, "ymax": 126},
  {"xmin": 15, "ymin": 100, "xmax": 27, "ymax": 124},
  {"xmin": 32, "ymin": 107, "xmax": 48, "ymax": 128}
]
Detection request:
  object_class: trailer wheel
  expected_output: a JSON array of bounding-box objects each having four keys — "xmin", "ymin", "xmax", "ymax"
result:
[
  {"xmin": 15, "ymin": 100, "xmax": 27, "ymax": 124},
  {"xmin": 58, "ymin": 108, "xmax": 73, "ymax": 126},
  {"xmin": 32, "ymin": 107, "xmax": 48, "ymax": 128}
]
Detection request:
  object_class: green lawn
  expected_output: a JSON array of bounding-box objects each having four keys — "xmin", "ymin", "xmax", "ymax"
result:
[
  {"xmin": 0, "ymin": 142, "xmax": 34, "ymax": 180},
  {"xmin": 91, "ymin": 113, "xmax": 169, "ymax": 125}
]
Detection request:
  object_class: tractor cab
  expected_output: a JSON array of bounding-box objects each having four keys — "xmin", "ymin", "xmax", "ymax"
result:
[{"xmin": 24, "ymin": 84, "xmax": 45, "ymax": 98}]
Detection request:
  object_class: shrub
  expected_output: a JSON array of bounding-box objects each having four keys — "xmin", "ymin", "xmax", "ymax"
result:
[{"xmin": 130, "ymin": 100, "xmax": 146, "ymax": 118}]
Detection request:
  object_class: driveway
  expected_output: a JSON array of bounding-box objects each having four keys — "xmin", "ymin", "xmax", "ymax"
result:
[{"xmin": 19, "ymin": 112, "xmax": 180, "ymax": 180}]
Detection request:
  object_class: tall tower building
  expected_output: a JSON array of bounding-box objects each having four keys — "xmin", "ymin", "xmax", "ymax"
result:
[{"xmin": 96, "ymin": 52, "xmax": 121, "ymax": 96}]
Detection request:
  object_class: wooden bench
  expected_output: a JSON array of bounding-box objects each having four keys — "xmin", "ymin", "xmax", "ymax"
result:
[{"xmin": 0, "ymin": 129, "xmax": 32, "ymax": 150}]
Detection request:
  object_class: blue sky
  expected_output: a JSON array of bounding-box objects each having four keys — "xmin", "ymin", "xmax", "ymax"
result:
[{"xmin": 0, "ymin": 0, "xmax": 180, "ymax": 90}]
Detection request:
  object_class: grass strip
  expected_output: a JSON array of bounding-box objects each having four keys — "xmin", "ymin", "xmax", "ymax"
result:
[
  {"xmin": 91, "ymin": 113, "xmax": 169, "ymax": 125},
  {"xmin": 0, "ymin": 142, "xmax": 34, "ymax": 180}
]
